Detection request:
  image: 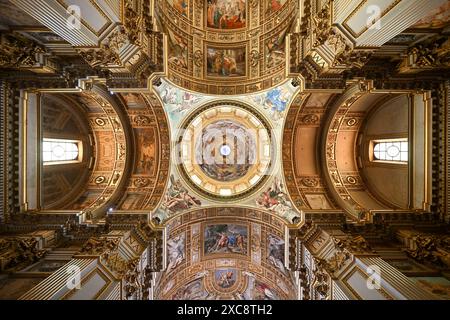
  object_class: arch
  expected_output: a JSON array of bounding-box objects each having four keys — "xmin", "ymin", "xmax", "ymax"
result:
[
  {"xmin": 110, "ymin": 91, "xmax": 171, "ymax": 213},
  {"xmin": 40, "ymin": 93, "xmax": 93, "ymax": 210},
  {"xmin": 282, "ymin": 88, "xmax": 341, "ymax": 212},
  {"xmin": 155, "ymin": 0, "xmax": 299, "ymax": 95},
  {"xmin": 319, "ymin": 80, "xmax": 378, "ymax": 221},
  {"xmin": 319, "ymin": 81, "xmax": 432, "ymax": 221},
  {"xmin": 358, "ymin": 94, "xmax": 410, "ymax": 209},
  {"xmin": 84, "ymin": 85, "xmax": 135, "ymax": 218},
  {"xmin": 26, "ymin": 83, "xmax": 135, "ymax": 219}
]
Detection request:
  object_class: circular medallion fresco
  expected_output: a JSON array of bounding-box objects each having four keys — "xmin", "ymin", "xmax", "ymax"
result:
[{"xmin": 177, "ymin": 101, "xmax": 273, "ymax": 200}]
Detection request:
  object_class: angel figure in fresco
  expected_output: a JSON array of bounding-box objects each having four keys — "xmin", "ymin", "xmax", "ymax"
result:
[
  {"xmin": 264, "ymin": 86, "xmax": 290, "ymax": 114},
  {"xmin": 254, "ymin": 282, "xmax": 278, "ymax": 300},
  {"xmin": 162, "ymin": 175, "xmax": 201, "ymax": 214},
  {"xmin": 167, "ymin": 234, "xmax": 185, "ymax": 271},
  {"xmin": 217, "ymin": 271, "xmax": 235, "ymax": 288},
  {"xmin": 256, "ymin": 178, "xmax": 287, "ymax": 210},
  {"xmin": 159, "ymin": 83, "xmax": 202, "ymax": 115},
  {"xmin": 164, "ymin": 190, "xmax": 201, "ymax": 213},
  {"xmin": 247, "ymin": 84, "xmax": 291, "ymax": 123},
  {"xmin": 266, "ymin": 30, "xmax": 287, "ymax": 69},
  {"xmin": 172, "ymin": 279, "xmax": 209, "ymax": 300},
  {"xmin": 236, "ymin": 233, "xmax": 245, "ymax": 252},
  {"xmin": 208, "ymin": 232, "xmax": 229, "ymax": 252},
  {"xmin": 256, "ymin": 178, "xmax": 300, "ymax": 223},
  {"xmin": 267, "ymin": 235, "xmax": 287, "ymax": 274},
  {"xmin": 168, "ymin": 30, "xmax": 188, "ymax": 68},
  {"xmin": 137, "ymin": 134, "xmax": 155, "ymax": 174}
]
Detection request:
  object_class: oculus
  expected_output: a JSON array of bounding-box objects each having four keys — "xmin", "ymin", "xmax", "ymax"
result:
[
  {"xmin": 194, "ymin": 119, "xmax": 256, "ymax": 182},
  {"xmin": 220, "ymin": 144, "xmax": 232, "ymax": 156}
]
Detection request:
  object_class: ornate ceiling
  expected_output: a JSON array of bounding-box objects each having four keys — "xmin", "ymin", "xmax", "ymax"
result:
[
  {"xmin": 157, "ymin": 0, "xmax": 297, "ymax": 94},
  {"xmin": 0, "ymin": 0, "xmax": 446, "ymax": 225},
  {"xmin": 152, "ymin": 78, "xmax": 302, "ymax": 225},
  {"xmin": 157, "ymin": 207, "xmax": 297, "ymax": 300}
]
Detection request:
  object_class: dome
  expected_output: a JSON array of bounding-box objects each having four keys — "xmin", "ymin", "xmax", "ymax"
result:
[{"xmin": 177, "ymin": 101, "xmax": 273, "ymax": 200}]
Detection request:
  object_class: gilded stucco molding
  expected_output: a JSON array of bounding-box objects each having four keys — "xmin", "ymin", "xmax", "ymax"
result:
[
  {"xmin": 74, "ymin": 221, "xmax": 164, "ymax": 299},
  {"xmin": 282, "ymin": 88, "xmax": 342, "ymax": 213},
  {"xmin": 76, "ymin": 1, "xmax": 165, "ymax": 90},
  {"xmin": 0, "ymin": 236, "xmax": 47, "ymax": 272},
  {"xmin": 319, "ymin": 79, "xmax": 374, "ymax": 222},
  {"xmin": 398, "ymin": 36, "xmax": 450, "ymax": 74},
  {"xmin": 0, "ymin": 32, "xmax": 58, "ymax": 74},
  {"xmin": 78, "ymin": 82, "xmax": 134, "ymax": 220},
  {"xmin": 156, "ymin": 206, "xmax": 297, "ymax": 300}
]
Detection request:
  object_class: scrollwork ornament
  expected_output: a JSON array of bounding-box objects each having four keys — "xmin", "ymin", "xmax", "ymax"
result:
[
  {"xmin": 250, "ymin": 50, "xmax": 260, "ymax": 67},
  {"xmin": 301, "ymin": 178, "xmax": 319, "ymax": 188},
  {"xmin": 194, "ymin": 50, "xmax": 203, "ymax": 67},
  {"xmin": 302, "ymin": 114, "xmax": 319, "ymax": 125},
  {"xmin": 134, "ymin": 115, "xmax": 151, "ymax": 126},
  {"xmin": 134, "ymin": 178, "xmax": 150, "ymax": 188},
  {"xmin": 95, "ymin": 176, "xmax": 107, "ymax": 184}
]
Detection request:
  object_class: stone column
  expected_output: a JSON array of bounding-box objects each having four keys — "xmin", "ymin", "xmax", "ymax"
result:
[
  {"xmin": 290, "ymin": 0, "xmax": 449, "ymax": 77},
  {"xmin": 19, "ymin": 222, "xmax": 164, "ymax": 300},
  {"xmin": 289, "ymin": 221, "xmax": 439, "ymax": 300},
  {"xmin": 10, "ymin": 0, "xmax": 121, "ymax": 46}
]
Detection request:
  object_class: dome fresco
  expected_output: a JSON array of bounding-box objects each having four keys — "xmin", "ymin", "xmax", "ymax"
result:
[
  {"xmin": 178, "ymin": 103, "xmax": 272, "ymax": 200},
  {"xmin": 195, "ymin": 119, "xmax": 256, "ymax": 182}
]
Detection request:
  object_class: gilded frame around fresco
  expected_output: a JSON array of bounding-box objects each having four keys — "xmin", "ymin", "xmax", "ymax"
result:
[
  {"xmin": 204, "ymin": 43, "xmax": 249, "ymax": 80},
  {"xmin": 205, "ymin": 0, "xmax": 248, "ymax": 31}
]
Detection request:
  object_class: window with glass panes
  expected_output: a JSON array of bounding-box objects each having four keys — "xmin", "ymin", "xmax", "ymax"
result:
[
  {"xmin": 373, "ymin": 140, "xmax": 408, "ymax": 163},
  {"xmin": 43, "ymin": 139, "xmax": 80, "ymax": 163}
]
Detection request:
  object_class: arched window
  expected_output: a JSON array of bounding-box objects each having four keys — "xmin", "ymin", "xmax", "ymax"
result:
[
  {"xmin": 43, "ymin": 138, "xmax": 81, "ymax": 165},
  {"xmin": 373, "ymin": 139, "xmax": 408, "ymax": 163}
]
